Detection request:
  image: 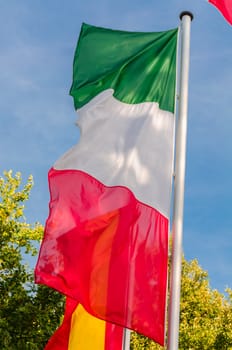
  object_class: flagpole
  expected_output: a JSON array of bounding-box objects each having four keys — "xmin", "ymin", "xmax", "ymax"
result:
[
  {"xmin": 123, "ymin": 329, "xmax": 131, "ymax": 350},
  {"xmin": 167, "ymin": 11, "xmax": 193, "ymax": 350}
]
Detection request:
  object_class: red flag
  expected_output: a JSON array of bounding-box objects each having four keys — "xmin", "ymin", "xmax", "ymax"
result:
[
  {"xmin": 35, "ymin": 168, "xmax": 169, "ymax": 345},
  {"xmin": 209, "ymin": 0, "xmax": 232, "ymax": 25},
  {"xmin": 44, "ymin": 298, "xmax": 124, "ymax": 350}
]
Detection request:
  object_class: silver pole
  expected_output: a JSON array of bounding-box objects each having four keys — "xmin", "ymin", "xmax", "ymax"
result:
[
  {"xmin": 123, "ymin": 329, "xmax": 131, "ymax": 350},
  {"xmin": 167, "ymin": 11, "xmax": 193, "ymax": 350}
]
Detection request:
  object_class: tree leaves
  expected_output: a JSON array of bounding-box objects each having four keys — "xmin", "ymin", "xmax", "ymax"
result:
[{"xmin": 0, "ymin": 171, "xmax": 65, "ymax": 350}]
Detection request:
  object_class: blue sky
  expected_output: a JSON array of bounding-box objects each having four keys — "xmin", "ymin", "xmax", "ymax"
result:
[{"xmin": 1, "ymin": 1, "xmax": 232, "ymax": 294}]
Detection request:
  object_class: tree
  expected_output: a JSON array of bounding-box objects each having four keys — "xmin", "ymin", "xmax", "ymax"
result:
[
  {"xmin": 131, "ymin": 259, "xmax": 232, "ymax": 350},
  {"xmin": 179, "ymin": 259, "xmax": 232, "ymax": 350},
  {"xmin": 0, "ymin": 171, "xmax": 65, "ymax": 350}
]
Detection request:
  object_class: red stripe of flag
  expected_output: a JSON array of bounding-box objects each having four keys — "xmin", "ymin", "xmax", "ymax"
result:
[{"xmin": 35, "ymin": 168, "xmax": 168, "ymax": 345}]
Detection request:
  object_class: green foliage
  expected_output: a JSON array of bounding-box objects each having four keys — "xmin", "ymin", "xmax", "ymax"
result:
[
  {"xmin": 130, "ymin": 332, "xmax": 161, "ymax": 350},
  {"xmin": 0, "ymin": 171, "xmax": 65, "ymax": 350},
  {"xmin": 180, "ymin": 259, "xmax": 220, "ymax": 349}
]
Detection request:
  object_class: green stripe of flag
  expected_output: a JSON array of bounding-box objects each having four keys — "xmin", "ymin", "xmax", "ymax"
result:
[{"xmin": 70, "ymin": 23, "xmax": 178, "ymax": 113}]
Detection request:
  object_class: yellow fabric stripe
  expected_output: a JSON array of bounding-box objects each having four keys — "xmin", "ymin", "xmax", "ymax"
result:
[
  {"xmin": 68, "ymin": 304, "xmax": 106, "ymax": 350},
  {"xmin": 88, "ymin": 210, "xmax": 119, "ymax": 317}
]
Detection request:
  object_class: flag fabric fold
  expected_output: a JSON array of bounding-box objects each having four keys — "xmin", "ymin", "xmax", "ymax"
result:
[
  {"xmin": 208, "ymin": 0, "xmax": 232, "ymax": 25},
  {"xmin": 35, "ymin": 23, "xmax": 178, "ymax": 346},
  {"xmin": 44, "ymin": 298, "xmax": 124, "ymax": 350}
]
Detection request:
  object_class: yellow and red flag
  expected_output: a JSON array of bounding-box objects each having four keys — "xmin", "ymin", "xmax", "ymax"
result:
[{"xmin": 44, "ymin": 298, "xmax": 123, "ymax": 350}]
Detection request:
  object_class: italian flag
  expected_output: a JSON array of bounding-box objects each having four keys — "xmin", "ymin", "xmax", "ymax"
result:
[{"xmin": 35, "ymin": 23, "xmax": 178, "ymax": 347}]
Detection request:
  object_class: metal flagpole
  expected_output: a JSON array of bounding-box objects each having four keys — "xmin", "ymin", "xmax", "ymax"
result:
[
  {"xmin": 167, "ymin": 11, "xmax": 193, "ymax": 350},
  {"xmin": 123, "ymin": 12, "xmax": 193, "ymax": 350},
  {"xmin": 123, "ymin": 329, "xmax": 131, "ymax": 350}
]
